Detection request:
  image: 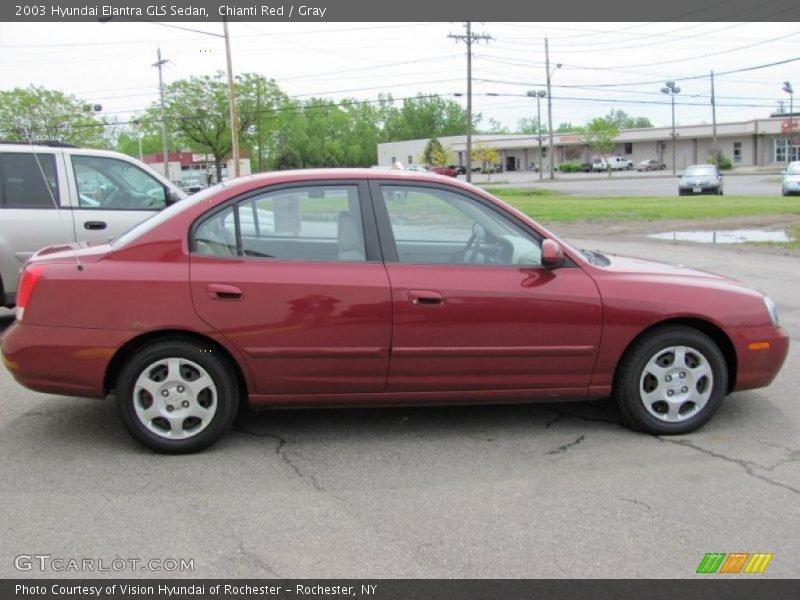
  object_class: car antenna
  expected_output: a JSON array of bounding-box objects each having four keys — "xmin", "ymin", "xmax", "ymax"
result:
[{"xmin": 23, "ymin": 135, "xmax": 84, "ymax": 272}]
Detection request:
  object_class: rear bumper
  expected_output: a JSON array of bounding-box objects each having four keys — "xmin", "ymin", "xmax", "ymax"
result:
[
  {"xmin": 731, "ymin": 325, "xmax": 790, "ymax": 391},
  {"xmin": 1, "ymin": 322, "xmax": 130, "ymax": 398}
]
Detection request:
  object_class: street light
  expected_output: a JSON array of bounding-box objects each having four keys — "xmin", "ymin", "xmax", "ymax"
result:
[
  {"xmin": 783, "ymin": 81, "xmax": 794, "ymax": 164},
  {"xmin": 526, "ymin": 89, "xmax": 547, "ymax": 181},
  {"xmin": 661, "ymin": 81, "xmax": 681, "ymax": 175}
]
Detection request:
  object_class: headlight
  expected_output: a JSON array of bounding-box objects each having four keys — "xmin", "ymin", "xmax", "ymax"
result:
[{"xmin": 764, "ymin": 296, "xmax": 779, "ymax": 326}]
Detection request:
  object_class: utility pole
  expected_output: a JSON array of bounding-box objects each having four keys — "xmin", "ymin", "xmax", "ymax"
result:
[
  {"xmin": 152, "ymin": 47, "xmax": 170, "ymax": 181},
  {"xmin": 544, "ymin": 38, "xmax": 561, "ymax": 180},
  {"xmin": 256, "ymin": 80, "xmax": 263, "ymax": 172},
  {"xmin": 711, "ymin": 70, "xmax": 718, "ymax": 168},
  {"xmin": 223, "ymin": 17, "xmax": 240, "ymax": 178},
  {"xmin": 449, "ymin": 22, "xmax": 492, "ymax": 183}
]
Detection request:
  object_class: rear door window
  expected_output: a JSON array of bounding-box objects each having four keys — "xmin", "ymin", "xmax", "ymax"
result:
[{"xmin": 0, "ymin": 152, "xmax": 59, "ymax": 208}]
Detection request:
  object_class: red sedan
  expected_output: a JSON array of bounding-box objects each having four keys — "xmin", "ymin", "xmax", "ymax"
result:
[{"xmin": 1, "ymin": 169, "xmax": 788, "ymax": 453}]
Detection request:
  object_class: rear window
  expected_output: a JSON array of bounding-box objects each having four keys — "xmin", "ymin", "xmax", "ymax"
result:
[{"xmin": 0, "ymin": 152, "xmax": 59, "ymax": 208}]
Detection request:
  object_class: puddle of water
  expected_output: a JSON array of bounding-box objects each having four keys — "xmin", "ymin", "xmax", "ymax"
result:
[{"xmin": 648, "ymin": 229, "xmax": 791, "ymax": 244}]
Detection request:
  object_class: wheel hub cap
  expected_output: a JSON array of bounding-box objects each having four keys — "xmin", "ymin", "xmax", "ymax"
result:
[
  {"xmin": 639, "ymin": 345, "xmax": 713, "ymax": 423},
  {"xmin": 133, "ymin": 357, "xmax": 217, "ymax": 440}
]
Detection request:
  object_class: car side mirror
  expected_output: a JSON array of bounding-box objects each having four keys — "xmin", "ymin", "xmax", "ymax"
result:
[
  {"xmin": 165, "ymin": 189, "xmax": 181, "ymax": 206},
  {"xmin": 542, "ymin": 239, "xmax": 565, "ymax": 268}
]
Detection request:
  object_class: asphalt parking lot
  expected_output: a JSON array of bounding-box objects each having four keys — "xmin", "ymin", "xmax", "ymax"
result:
[
  {"xmin": 473, "ymin": 171, "xmax": 783, "ymax": 197},
  {"xmin": 0, "ymin": 236, "xmax": 797, "ymax": 579}
]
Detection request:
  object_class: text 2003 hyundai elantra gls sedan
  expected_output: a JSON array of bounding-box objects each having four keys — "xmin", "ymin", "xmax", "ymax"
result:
[{"xmin": 1, "ymin": 169, "xmax": 789, "ymax": 453}]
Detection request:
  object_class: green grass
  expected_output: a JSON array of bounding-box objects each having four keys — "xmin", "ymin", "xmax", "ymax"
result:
[
  {"xmin": 487, "ymin": 188, "xmax": 800, "ymax": 223},
  {"xmin": 751, "ymin": 224, "xmax": 800, "ymax": 250}
]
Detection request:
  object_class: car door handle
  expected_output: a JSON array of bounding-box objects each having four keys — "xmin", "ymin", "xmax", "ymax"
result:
[
  {"xmin": 206, "ymin": 283, "xmax": 243, "ymax": 301},
  {"xmin": 84, "ymin": 221, "xmax": 107, "ymax": 230},
  {"xmin": 408, "ymin": 289, "xmax": 444, "ymax": 306}
]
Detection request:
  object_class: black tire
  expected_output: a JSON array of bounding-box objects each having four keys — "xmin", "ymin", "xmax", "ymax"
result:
[
  {"xmin": 116, "ymin": 339, "xmax": 239, "ymax": 453},
  {"xmin": 613, "ymin": 326, "xmax": 728, "ymax": 435},
  {"xmin": 678, "ymin": 190, "xmax": 686, "ymax": 196}
]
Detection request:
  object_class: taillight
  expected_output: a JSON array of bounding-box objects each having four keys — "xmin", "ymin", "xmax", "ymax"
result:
[{"xmin": 16, "ymin": 265, "xmax": 45, "ymax": 322}]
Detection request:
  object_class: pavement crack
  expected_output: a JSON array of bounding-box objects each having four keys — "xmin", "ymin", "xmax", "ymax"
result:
[
  {"xmin": 620, "ymin": 497, "xmax": 652, "ymax": 511},
  {"xmin": 547, "ymin": 434, "xmax": 585, "ymax": 455},
  {"xmin": 546, "ymin": 406, "xmax": 624, "ymax": 428},
  {"xmin": 656, "ymin": 437, "xmax": 800, "ymax": 496},
  {"xmin": 236, "ymin": 541, "xmax": 281, "ymax": 577},
  {"xmin": 233, "ymin": 423, "xmax": 342, "ymax": 500},
  {"xmin": 543, "ymin": 414, "xmax": 561, "ymax": 429}
]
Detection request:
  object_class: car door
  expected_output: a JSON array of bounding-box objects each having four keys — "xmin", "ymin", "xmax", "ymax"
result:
[
  {"xmin": 0, "ymin": 150, "xmax": 76, "ymax": 300},
  {"xmin": 66, "ymin": 153, "xmax": 168, "ymax": 242},
  {"xmin": 371, "ymin": 181, "xmax": 603, "ymax": 393},
  {"xmin": 189, "ymin": 181, "xmax": 392, "ymax": 396}
]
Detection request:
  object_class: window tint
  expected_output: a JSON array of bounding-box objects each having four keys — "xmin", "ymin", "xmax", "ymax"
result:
[
  {"xmin": 381, "ymin": 186, "xmax": 541, "ymax": 266},
  {"xmin": 72, "ymin": 155, "xmax": 166, "ymax": 210},
  {"xmin": 0, "ymin": 152, "xmax": 59, "ymax": 208},
  {"xmin": 194, "ymin": 185, "xmax": 366, "ymax": 262}
]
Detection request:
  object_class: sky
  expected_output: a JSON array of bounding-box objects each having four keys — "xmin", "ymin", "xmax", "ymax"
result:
[{"xmin": 1, "ymin": 21, "xmax": 798, "ymax": 134}]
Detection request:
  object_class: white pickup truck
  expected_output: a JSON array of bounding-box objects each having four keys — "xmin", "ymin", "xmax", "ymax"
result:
[
  {"xmin": 0, "ymin": 142, "xmax": 184, "ymax": 307},
  {"xmin": 592, "ymin": 156, "xmax": 633, "ymax": 172}
]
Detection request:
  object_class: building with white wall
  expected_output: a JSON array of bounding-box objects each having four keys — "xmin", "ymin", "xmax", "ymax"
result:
[{"xmin": 377, "ymin": 117, "xmax": 800, "ymax": 172}]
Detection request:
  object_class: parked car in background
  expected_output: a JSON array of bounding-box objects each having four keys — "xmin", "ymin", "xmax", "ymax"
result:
[
  {"xmin": 448, "ymin": 165, "xmax": 467, "ymax": 175},
  {"xmin": 781, "ymin": 161, "xmax": 800, "ymax": 196},
  {"xmin": 0, "ymin": 142, "xmax": 184, "ymax": 308},
  {"xmin": 678, "ymin": 164, "xmax": 724, "ymax": 195},
  {"xmin": 606, "ymin": 156, "xmax": 633, "ymax": 171},
  {"xmin": 637, "ymin": 159, "xmax": 666, "ymax": 172},
  {"xmin": 580, "ymin": 163, "xmax": 593, "ymax": 172},
  {"xmin": 406, "ymin": 164, "xmax": 429, "ymax": 173},
  {"xmin": 429, "ymin": 166, "xmax": 459, "ymax": 177},
  {"xmin": 591, "ymin": 158, "xmax": 608, "ymax": 172},
  {"xmin": 1, "ymin": 169, "xmax": 788, "ymax": 453}
]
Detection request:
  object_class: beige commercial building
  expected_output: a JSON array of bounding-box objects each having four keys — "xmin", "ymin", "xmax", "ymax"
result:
[{"xmin": 377, "ymin": 117, "xmax": 800, "ymax": 172}]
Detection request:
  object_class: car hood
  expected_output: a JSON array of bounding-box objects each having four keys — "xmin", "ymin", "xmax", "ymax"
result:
[
  {"xmin": 783, "ymin": 174, "xmax": 800, "ymax": 183},
  {"xmin": 596, "ymin": 253, "xmax": 757, "ymax": 293}
]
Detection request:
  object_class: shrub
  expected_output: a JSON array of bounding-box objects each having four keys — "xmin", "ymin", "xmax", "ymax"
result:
[
  {"xmin": 558, "ymin": 162, "xmax": 581, "ymax": 173},
  {"xmin": 706, "ymin": 152, "xmax": 733, "ymax": 170}
]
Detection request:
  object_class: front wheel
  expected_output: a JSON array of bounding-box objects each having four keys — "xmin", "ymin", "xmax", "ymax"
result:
[
  {"xmin": 613, "ymin": 326, "xmax": 728, "ymax": 435},
  {"xmin": 116, "ymin": 339, "xmax": 239, "ymax": 453}
]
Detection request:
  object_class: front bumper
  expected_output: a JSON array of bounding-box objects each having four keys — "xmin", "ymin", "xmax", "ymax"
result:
[
  {"xmin": 679, "ymin": 184, "xmax": 720, "ymax": 194},
  {"xmin": 1, "ymin": 322, "xmax": 132, "ymax": 398},
  {"xmin": 731, "ymin": 325, "xmax": 790, "ymax": 391}
]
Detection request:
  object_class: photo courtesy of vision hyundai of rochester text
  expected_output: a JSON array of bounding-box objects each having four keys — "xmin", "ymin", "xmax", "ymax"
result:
[{"xmin": 1, "ymin": 168, "xmax": 789, "ymax": 453}]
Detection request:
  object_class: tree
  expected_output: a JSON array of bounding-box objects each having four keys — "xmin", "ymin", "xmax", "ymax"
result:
[
  {"xmin": 0, "ymin": 86, "xmax": 109, "ymax": 147},
  {"xmin": 422, "ymin": 137, "xmax": 448, "ymax": 166},
  {"xmin": 380, "ymin": 94, "xmax": 475, "ymax": 141},
  {"xmin": 604, "ymin": 109, "xmax": 653, "ymax": 129},
  {"xmin": 581, "ymin": 118, "xmax": 620, "ymax": 177},
  {"xmin": 160, "ymin": 72, "xmax": 284, "ymax": 181},
  {"xmin": 482, "ymin": 118, "xmax": 509, "ymax": 134},
  {"xmin": 273, "ymin": 144, "xmax": 302, "ymax": 170},
  {"xmin": 471, "ymin": 142, "xmax": 500, "ymax": 182}
]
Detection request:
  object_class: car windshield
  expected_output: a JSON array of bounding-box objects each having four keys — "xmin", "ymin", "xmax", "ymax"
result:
[
  {"xmin": 684, "ymin": 166, "xmax": 716, "ymax": 176},
  {"xmin": 110, "ymin": 183, "xmax": 226, "ymax": 247},
  {"xmin": 786, "ymin": 164, "xmax": 800, "ymax": 175}
]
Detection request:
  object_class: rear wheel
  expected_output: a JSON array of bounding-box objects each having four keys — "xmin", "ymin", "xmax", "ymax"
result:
[
  {"xmin": 116, "ymin": 339, "xmax": 239, "ymax": 453},
  {"xmin": 614, "ymin": 326, "xmax": 727, "ymax": 435}
]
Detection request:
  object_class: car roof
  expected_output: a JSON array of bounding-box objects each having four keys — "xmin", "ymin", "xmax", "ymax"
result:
[{"xmin": 218, "ymin": 168, "xmax": 475, "ymax": 192}]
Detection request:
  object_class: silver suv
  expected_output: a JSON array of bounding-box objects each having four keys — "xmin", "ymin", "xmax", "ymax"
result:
[{"xmin": 0, "ymin": 142, "xmax": 184, "ymax": 307}]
